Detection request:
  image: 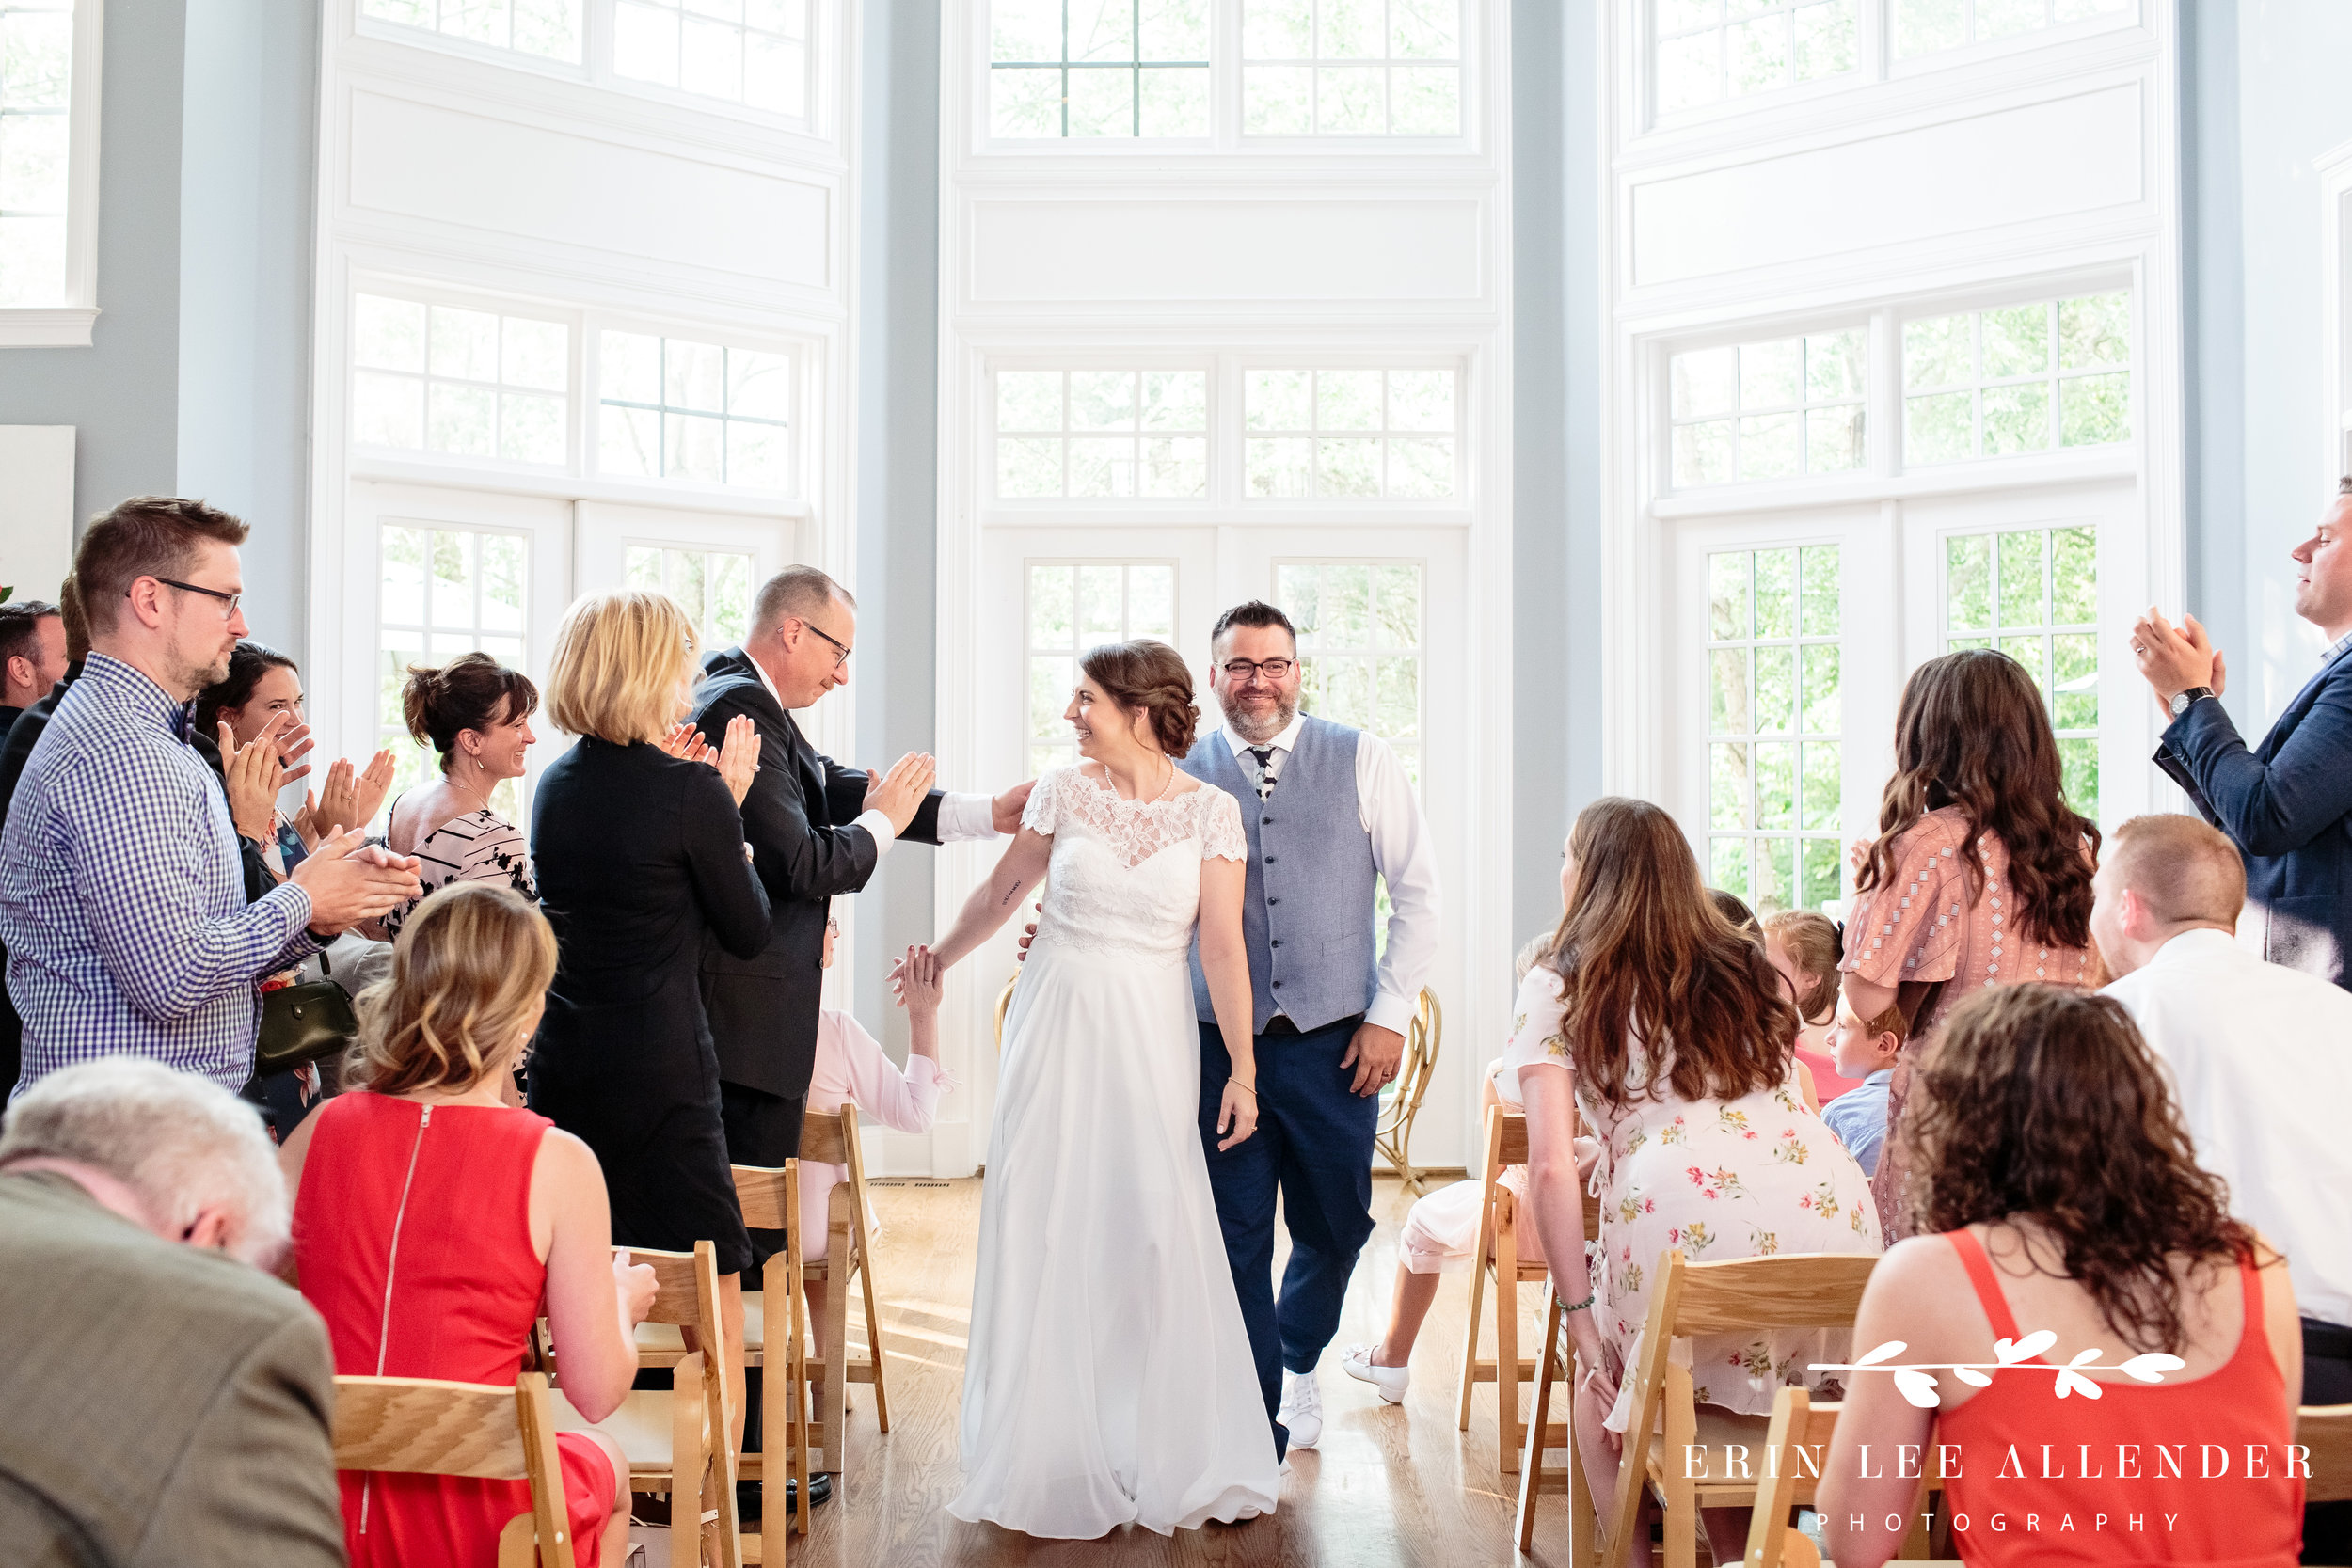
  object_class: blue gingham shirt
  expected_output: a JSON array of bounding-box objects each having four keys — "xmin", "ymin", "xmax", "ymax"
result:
[{"xmin": 0, "ymin": 652, "xmax": 319, "ymax": 1094}]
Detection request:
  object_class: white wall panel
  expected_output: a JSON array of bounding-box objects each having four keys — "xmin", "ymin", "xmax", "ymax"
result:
[
  {"xmin": 1629, "ymin": 84, "xmax": 2144, "ymax": 288},
  {"xmin": 0, "ymin": 424, "xmax": 76, "ymax": 601},
  {"xmin": 967, "ymin": 198, "xmax": 1484, "ymax": 305},
  {"xmin": 346, "ymin": 90, "xmax": 831, "ymax": 289}
]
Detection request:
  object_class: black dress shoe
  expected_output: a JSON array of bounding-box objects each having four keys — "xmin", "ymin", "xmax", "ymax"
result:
[{"xmin": 736, "ymin": 1472, "xmax": 831, "ymax": 1521}]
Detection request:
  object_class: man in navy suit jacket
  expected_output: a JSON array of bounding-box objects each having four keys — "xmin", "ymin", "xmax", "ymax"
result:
[{"xmin": 2137, "ymin": 479, "xmax": 2352, "ymax": 988}]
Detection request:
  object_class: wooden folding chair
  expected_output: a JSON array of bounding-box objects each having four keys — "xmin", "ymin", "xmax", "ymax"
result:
[
  {"xmin": 551, "ymin": 1240, "xmax": 743, "ymax": 1568},
  {"xmin": 797, "ymin": 1104, "xmax": 890, "ymax": 1478},
  {"xmin": 730, "ymin": 1162, "xmax": 815, "ymax": 1543},
  {"xmin": 334, "ymin": 1371, "xmax": 577, "ymax": 1568},
  {"xmin": 1375, "ymin": 986, "xmax": 1443, "ymax": 1193},
  {"xmin": 1455, "ymin": 1104, "xmax": 1600, "ymax": 1477},
  {"xmin": 1743, "ymin": 1386, "xmax": 1953, "ymax": 1567},
  {"xmin": 1518, "ymin": 1247, "xmax": 1879, "ymax": 1567}
]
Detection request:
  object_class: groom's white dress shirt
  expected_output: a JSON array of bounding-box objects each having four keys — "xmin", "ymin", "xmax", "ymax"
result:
[
  {"xmin": 746, "ymin": 656, "xmax": 998, "ymax": 856},
  {"xmin": 2102, "ymin": 926, "xmax": 2352, "ymax": 1329},
  {"xmin": 1223, "ymin": 712, "xmax": 1439, "ymax": 1037}
]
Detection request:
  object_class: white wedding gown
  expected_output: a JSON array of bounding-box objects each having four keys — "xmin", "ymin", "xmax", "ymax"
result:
[{"xmin": 947, "ymin": 765, "xmax": 1281, "ymax": 1538}]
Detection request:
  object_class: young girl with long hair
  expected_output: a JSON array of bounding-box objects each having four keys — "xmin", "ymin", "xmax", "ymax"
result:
[
  {"xmin": 1511, "ymin": 797, "xmax": 1879, "ymax": 1562},
  {"xmin": 1842, "ymin": 647, "xmax": 2102, "ymax": 1237}
]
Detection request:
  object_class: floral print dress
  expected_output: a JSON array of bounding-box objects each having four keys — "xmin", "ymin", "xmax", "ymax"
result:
[{"xmin": 1499, "ymin": 965, "xmax": 1883, "ymax": 1432}]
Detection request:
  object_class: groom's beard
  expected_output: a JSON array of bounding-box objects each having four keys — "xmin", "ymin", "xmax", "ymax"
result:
[{"xmin": 1219, "ymin": 689, "xmax": 1296, "ymax": 745}]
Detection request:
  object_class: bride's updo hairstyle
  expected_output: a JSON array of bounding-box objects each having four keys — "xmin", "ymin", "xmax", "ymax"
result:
[{"xmin": 1080, "ymin": 639, "xmax": 1200, "ymax": 757}]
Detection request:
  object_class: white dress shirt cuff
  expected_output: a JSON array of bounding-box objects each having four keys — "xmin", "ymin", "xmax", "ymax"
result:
[
  {"xmin": 936, "ymin": 790, "xmax": 1000, "ymax": 841},
  {"xmin": 1364, "ymin": 991, "xmax": 1416, "ymax": 1036},
  {"xmin": 854, "ymin": 808, "xmax": 898, "ymax": 861}
]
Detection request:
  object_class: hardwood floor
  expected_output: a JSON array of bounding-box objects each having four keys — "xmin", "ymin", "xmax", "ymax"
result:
[{"xmin": 742, "ymin": 1170, "xmax": 1577, "ymax": 1568}]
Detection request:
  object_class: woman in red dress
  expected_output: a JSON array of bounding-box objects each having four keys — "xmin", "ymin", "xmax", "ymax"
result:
[
  {"xmin": 281, "ymin": 882, "xmax": 659, "ymax": 1567},
  {"xmin": 1822, "ymin": 985, "xmax": 2303, "ymax": 1566}
]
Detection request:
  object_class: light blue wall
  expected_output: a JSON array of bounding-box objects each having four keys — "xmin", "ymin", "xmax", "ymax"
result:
[
  {"xmin": 0, "ymin": 0, "xmax": 315, "ymax": 650},
  {"xmin": 2185, "ymin": 0, "xmax": 2352, "ymax": 731},
  {"xmin": 852, "ymin": 0, "xmax": 944, "ymax": 1051},
  {"xmin": 1513, "ymin": 0, "xmax": 1605, "ymax": 951},
  {"xmin": 0, "ymin": 2, "xmax": 189, "ymax": 540},
  {"xmin": 177, "ymin": 0, "xmax": 320, "ymax": 655}
]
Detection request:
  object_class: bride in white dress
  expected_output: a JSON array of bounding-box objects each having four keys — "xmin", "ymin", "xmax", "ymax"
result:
[{"xmin": 901, "ymin": 639, "xmax": 1280, "ymax": 1538}]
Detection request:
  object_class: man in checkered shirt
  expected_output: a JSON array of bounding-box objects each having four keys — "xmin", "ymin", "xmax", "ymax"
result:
[{"xmin": 0, "ymin": 498, "xmax": 421, "ymax": 1097}]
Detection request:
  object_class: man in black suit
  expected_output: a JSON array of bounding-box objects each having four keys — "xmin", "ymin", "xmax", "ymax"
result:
[{"xmin": 690, "ymin": 565, "xmax": 1029, "ymax": 1187}]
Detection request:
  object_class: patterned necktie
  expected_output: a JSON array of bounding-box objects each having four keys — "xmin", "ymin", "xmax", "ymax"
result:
[{"xmin": 1248, "ymin": 746, "xmax": 1277, "ymax": 800}]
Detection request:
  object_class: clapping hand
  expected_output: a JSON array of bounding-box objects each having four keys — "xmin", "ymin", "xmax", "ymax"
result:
[
  {"xmin": 661, "ymin": 721, "xmax": 712, "ymax": 764},
  {"xmin": 713, "ymin": 715, "xmax": 759, "ymax": 806},
  {"xmin": 2131, "ymin": 607, "xmax": 2228, "ymax": 716},
  {"xmin": 310, "ymin": 751, "xmax": 398, "ymax": 837},
  {"xmin": 289, "ymin": 826, "xmax": 422, "ymax": 934},
  {"xmin": 218, "ymin": 715, "xmax": 305, "ymax": 845}
]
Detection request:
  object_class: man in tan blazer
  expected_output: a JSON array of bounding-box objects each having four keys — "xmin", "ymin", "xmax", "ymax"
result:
[{"xmin": 0, "ymin": 1057, "xmax": 344, "ymax": 1566}]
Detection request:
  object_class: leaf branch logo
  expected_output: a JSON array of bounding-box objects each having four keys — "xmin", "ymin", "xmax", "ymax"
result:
[{"xmin": 1812, "ymin": 1335, "xmax": 2186, "ymax": 1408}]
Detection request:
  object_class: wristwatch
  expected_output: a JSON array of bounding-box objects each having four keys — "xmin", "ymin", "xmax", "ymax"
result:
[{"xmin": 2166, "ymin": 686, "xmax": 2216, "ymax": 719}]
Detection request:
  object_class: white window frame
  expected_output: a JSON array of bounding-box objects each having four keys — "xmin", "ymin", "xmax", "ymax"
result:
[
  {"xmin": 966, "ymin": 0, "xmax": 1484, "ymax": 155},
  {"xmin": 589, "ymin": 318, "xmax": 807, "ymax": 500},
  {"xmin": 348, "ymin": 0, "xmax": 831, "ymax": 137},
  {"xmin": 0, "ymin": 0, "xmax": 102, "ymax": 344},
  {"xmin": 346, "ymin": 281, "xmax": 582, "ymax": 474},
  {"xmin": 988, "ymin": 364, "xmax": 1216, "ymax": 503},
  {"xmin": 1635, "ymin": 0, "xmax": 2141, "ymax": 138}
]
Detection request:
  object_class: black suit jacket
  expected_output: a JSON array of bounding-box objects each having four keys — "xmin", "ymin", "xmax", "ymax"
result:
[
  {"xmin": 688, "ymin": 647, "xmax": 946, "ymax": 1098},
  {"xmin": 0, "ymin": 667, "xmax": 77, "ymax": 1096}
]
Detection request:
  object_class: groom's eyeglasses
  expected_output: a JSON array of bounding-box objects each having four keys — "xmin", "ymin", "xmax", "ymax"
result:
[{"xmin": 1220, "ymin": 657, "xmax": 1294, "ymax": 682}]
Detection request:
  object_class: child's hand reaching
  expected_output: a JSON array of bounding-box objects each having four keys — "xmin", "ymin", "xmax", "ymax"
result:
[{"xmin": 891, "ymin": 944, "xmax": 944, "ymax": 1018}]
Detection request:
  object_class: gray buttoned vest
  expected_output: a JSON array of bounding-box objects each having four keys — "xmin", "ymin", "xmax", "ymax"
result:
[{"xmin": 1182, "ymin": 717, "xmax": 1380, "ymax": 1034}]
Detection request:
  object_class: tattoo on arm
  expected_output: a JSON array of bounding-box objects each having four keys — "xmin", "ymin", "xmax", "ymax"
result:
[{"xmin": 998, "ymin": 879, "xmax": 1027, "ymax": 908}]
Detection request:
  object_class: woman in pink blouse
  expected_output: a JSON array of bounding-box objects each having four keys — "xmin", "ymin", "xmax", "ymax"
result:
[
  {"xmin": 1842, "ymin": 648, "xmax": 2102, "ymax": 1239},
  {"xmin": 812, "ymin": 910, "xmax": 951, "ymax": 1357}
]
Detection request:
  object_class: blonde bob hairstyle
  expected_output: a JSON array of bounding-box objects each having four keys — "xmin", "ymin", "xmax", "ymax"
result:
[
  {"xmin": 545, "ymin": 588, "xmax": 700, "ymax": 744},
  {"xmin": 349, "ymin": 882, "xmax": 560, "ymax": 1096}
]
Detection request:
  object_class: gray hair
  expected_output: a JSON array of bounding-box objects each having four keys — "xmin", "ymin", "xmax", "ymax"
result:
[
  {"xmin": 754, "ymin": 566, "xmax": 855, "ymax": 635},
  {"xmin": 0, "ymin": 1057, "xmax": 292, "ymax": 1266}
]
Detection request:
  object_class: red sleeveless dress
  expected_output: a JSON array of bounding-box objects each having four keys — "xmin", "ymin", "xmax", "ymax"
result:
[
  {"xmin": 1933, "ymin": 1227, "xmax": 2301, "ymax": 1566},
  {"xmin": 294, "ymin": 1093, "xmax": 617, "ymax": 1567}
]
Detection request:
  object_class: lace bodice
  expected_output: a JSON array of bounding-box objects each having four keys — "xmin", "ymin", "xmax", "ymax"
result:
[{"xmin": 1022, "ymin": 765, "xmax": 1247, "ymax": 960}]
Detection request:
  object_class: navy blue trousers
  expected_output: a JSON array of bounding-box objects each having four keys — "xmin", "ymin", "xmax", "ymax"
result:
[{"xmin": 1198, "ymin": 1018, "xmax": 1379, "ymax": 1457}]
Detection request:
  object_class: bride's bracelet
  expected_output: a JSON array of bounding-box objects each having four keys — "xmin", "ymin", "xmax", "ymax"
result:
[{"xmin": 1227, "ymin": 1076, "xmax": 1256, "ymax": 1099}]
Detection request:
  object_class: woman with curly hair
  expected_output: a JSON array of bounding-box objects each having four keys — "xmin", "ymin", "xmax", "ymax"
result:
[
  {"xmin": 1842, "ymin": 647, "xmax": 2103, "ymax": 1238},
  {"xmin": 1511, "ymin": 797, "xmax": 1880, "ymax": 1564},
  {"xmin": 1820, "ymin": 985, "xmax": 2302, "ymax": 1567}
]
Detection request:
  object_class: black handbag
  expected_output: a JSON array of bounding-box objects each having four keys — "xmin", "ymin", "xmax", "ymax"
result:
[{"xmin": 256, "ymin": 950, "xmax": 360, "ymax": 1074}]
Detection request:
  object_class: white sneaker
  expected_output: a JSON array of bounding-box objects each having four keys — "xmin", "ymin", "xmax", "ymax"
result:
[
  {"xmin": 1340, "ymin": 1343, "xmax": 1410, "ymax": 1404},
  {"xmin": 1279, "ymin": 1367, "xmax": 1324, "ymax": 1449}
]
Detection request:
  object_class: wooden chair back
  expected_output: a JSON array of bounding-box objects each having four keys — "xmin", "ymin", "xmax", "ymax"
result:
[
  {"xmin": 1375, "ymin": 987, "xmax": 1443, "ymax": 1192},
  {"xmin": 2305, "ymin": 1403, "xmax": 2352, "ymax": 1504},
  {"xmin": 634, "ymin": 1241, "xmax": 741, "ymax": 1568},
  {"xmin": 727, "ymin": 1163, "xmax": 813, "ymax": 1536},
  {"xmin": 1740, "ymin": 1386, "xmax": 1840, "ymax": 1568},
  {"xmin": 789, "ymin": 1102, "xmax": 894, "ymax": 1474},
  {"xmin": 333, "ymin": 1372, "xmax": 575, "ymax": 1568},
  {"xmin": 1600, "ymin": 1249, "xmax": 1879, "ymax": 1568}
]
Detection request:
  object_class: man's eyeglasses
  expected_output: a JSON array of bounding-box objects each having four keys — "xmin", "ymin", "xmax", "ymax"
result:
[
  {"xmin": 802, "ymin": 621, "xmax": 852, "ymax": 668},
  {"xmin": 148, "ymin": 578, "xmax": 243, "ymax": 618},
  {"xmin": 1220, "ymin": 657, "xmax": 1294, "ymax": 682}
]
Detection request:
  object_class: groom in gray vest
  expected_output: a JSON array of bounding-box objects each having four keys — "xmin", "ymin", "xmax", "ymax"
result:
[{"xmin": 1181, "ymin": 600, "xmax": 1440, "ymax": 1458}]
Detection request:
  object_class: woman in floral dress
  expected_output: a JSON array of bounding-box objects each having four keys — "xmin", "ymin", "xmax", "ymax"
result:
[{"xmin": 1507, "ymin": 798, "xmax": 1881, "ymax": 1560}]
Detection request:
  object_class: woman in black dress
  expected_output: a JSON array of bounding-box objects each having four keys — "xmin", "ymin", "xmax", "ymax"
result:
[{"xmin": 530, "ymin": 587, "xmax": 767, "ymax": 1433}]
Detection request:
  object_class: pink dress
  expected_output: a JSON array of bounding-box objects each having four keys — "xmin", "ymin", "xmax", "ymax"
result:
[
  {"xmin": 1841, "ymin": 808, "xmax": 2098, "ymax": 1237},
  {"xmin": 802, "ymin": 1007, "xmax": 951, "ymax": 1259}
]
